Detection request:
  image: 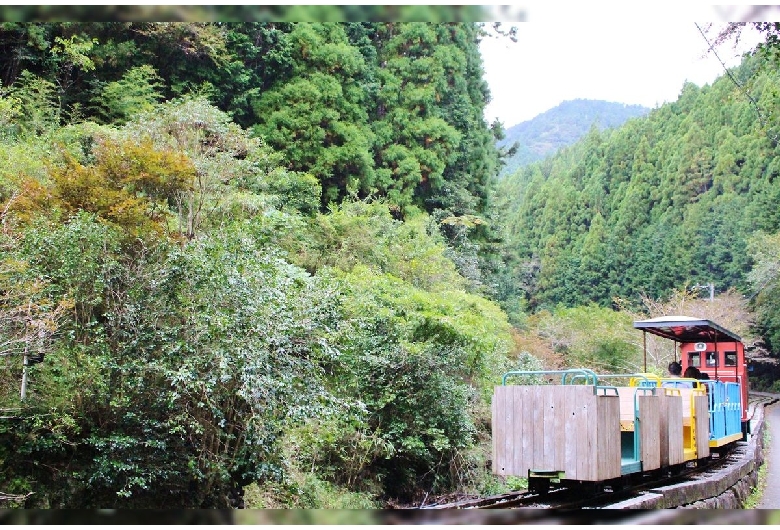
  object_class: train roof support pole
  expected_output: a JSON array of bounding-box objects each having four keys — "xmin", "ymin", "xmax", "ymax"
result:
[
  {"xmin": 674, "ymin": 340, "xmax": 678, "ymax": 363},
  {"xmin": 643, "ymin": 330, "xmax": 647, "ymax": 373},
  {"xmin": 714, "ymin": 335, "xmax": 718, "ymax": 380}
]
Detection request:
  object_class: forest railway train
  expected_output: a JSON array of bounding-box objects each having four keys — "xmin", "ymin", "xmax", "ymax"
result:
[{"xmin": 492, "ymin": 315, "xmax": 750, "ymax": 493}]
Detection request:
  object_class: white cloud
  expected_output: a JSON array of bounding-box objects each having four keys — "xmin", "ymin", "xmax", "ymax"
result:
[{"xmin": 480, "ymin": 14, "xmax": 765, "ymax": 127}]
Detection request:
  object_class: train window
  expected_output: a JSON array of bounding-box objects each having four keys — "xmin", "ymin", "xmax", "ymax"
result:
[
  {"xmin": 705, "ymin": 351, "xmax": 718, "ymax": 367},
  {"xmin": 687, "ymin": 352, "xmax": 701, "ymax": 368},
  {"xmin": 725, "ymin": 351, "xmax": 737, "ymax": 366}
]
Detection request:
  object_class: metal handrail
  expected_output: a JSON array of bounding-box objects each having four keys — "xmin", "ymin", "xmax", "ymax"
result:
[
  {"xmin": 570, "ymin": 372, "xmax": 652, "ymax": 385},
  {"xmin": 501, "ymin": 368, "xmax": 599, "ymax": 386}
]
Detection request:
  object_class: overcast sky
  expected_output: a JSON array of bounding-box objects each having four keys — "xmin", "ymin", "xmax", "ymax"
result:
[{"xmin": 479, "ymin": 5, "xmax": 770, "ymax": 127}]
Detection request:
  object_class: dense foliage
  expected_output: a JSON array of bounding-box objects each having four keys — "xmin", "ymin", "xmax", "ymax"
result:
[
  {"xmin": 0, "ymin": 21, "xmax": 501, "ymax": 220},
  {"xmin": 3, "ymin": 18, "xmax": 780, "ymax": 513},
  {"xmin": 0, "ymin": 21, "xmax": 520, "ymax": 509}
]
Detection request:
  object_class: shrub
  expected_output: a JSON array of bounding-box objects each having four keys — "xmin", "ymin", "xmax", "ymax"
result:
[{"xmin": 317, "ymin": 265, "xmax": 513, "ymax": 500}]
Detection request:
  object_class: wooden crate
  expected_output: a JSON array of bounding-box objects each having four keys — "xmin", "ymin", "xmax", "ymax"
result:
[{"xmin": 492, "ymin": 385, "xmax": 621, "ymax": 481}]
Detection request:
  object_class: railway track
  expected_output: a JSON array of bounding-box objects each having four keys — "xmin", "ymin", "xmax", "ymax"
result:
[{"xmin": 421, "ymin": 446, "xmax": 737, "ymax": 511}]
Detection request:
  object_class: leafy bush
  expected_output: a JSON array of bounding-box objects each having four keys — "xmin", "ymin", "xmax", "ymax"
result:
[
  {"xmin": 118, "ymin": 95, "xmax": 319, "ymax": 235},
  {"xmin": 529, "ymin": 305, "xmax": 641, "ymax": 373},
  {"xmin": 315, "ymin": 265, "xmax": 513, "ymax": 500},
  {"xmin": 242, "ymin": 471, "xmax": 379, "ymax": 509},
  {"xmin": 289, "ymin": 200, "xmax": 467, "ymax": 291},
  {"xmin": 8, "ymin": 71, "xmax": 59, "ymax": 138},
  {"xmin": 1, "ymin": 216, "xmax": 352, "ymax": 508},
  {"xmin": 92, "ymin": 65, "xmax": 164, "ymax": 124}
]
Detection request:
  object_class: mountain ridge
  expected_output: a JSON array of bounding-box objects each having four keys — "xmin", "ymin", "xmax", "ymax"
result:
[{"xmin": 497, "ymin": 98, "xmax": 651, "ymax": 177}]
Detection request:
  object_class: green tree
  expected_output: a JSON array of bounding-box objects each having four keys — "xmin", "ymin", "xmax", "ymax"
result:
[
  {"xmin": 435, "ymin": 24, "xmax": 501, "ymax": 217},
  {"xmin": 371, "ymin": 23, "xmax": 462, "ymax": 212},
  {"xmin": 121, "ymin": 96, "xmax": 275, "ymax": 239},
  {"xmin": 747, "ymin": 230, "xmax": 780, "ymax": 351},
  {"xmin": 8, "ymin": 70, "xmax": 59, "ymax": 137},
  {"xmin": 92, "ymin": 64, "xmax": 164, "ymax": 124},
  {"xmin": 252, "ymin": 23, "xmax": 375, "ymax": 208}
]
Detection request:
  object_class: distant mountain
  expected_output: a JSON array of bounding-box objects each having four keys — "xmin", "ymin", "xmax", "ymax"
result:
[{"xmin": 497, "ymin": 99, "xmax": 650, "ymax": 177}]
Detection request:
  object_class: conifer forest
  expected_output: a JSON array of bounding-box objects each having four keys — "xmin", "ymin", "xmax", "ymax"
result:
[{"xmin": 1, "ymin": 12, "xmax": 780, "ymax": 513}]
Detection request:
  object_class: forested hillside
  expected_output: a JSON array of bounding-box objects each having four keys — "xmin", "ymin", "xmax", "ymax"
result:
[
  {"xmin": 3, "ymin": 18, "xmax": 780, "ymax": 514},
  {"xmin": 0, "ymin": 21, "xmax": 520, "ymax": 510},
  {"xmin": 498, "ymin": 99, "xmax": 650, "ymax": 177},
  {"xmin": 493, "ymin": 46, "xmax": 780, "ymax": 354}
]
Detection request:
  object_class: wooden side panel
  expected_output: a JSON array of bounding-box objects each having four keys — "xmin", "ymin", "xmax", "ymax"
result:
[
  {"xmin": 541, "ymin": 386, "xmax": 555, "ymax": 470},
  {"xmin": 596, "ymin": 393, "xmax": 621, "ymax": 481},
  {"xmin": 519, "ymin": 386, "xmax": 532, "ymax": 473},
  {"xmin": 638, "ymin": 395, "xmax": 661, "ymax": 471},
  {"xmin": 678, "ymin": 388, "xmax": 693, "ymax": 423},
  {"xmin": 492, "ymin": 385, "xmax": 508, "ymax": 474},
  {"xmin": 532, "ymin": 386, "xmax": 544, "ymax": 471},
  {"xmin": 657, "ymin": 394, "xmax": 670, "ymax": 467},
  {"xmin": 491, "ymin": 390, "xmax": 498, "ymax": 473},
  {"xmin": 573, "ymin": 386, "xmax": 622, "ymax": 482},
  {"xmin": 666, "ymin": 396, "xmax": 685, "ymax": 465},
  {"xmin": 665, "ymin": 394, "xmax": 685, "ymax": 465},
  {"xmin": 512, "ymin": 386, "xmax": 528, "ymax": 475},
  {"xmin": 524, "ymin": 386, "xmax": 571, "ymax": 474},
  {"xmin": 492, "ymin": 385, "xmax": 549, "ymax": 476},
  {"xmin": 694, "ymin": 394, "xmax": 710, "ymax": 458},
  {"xmin": 564, "ymin": 387, "xmax": 579, "ymax": 478},
  {"xmin": 553, "ymin": 386, "xmax": 566, "ymax": 471},
  {"xmin": 576, "ymin": 386, "xmax": 591, "ymax": 480},
  {"xmin": 617, "ymin": 387, "xmax": 638, "ymax": 422},
  {"xmin": 492, "ymin": 385, "xmax": 622, "ymax": 481}
]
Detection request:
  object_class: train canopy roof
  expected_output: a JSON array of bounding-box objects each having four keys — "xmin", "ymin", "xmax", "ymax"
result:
[{"xmin": 633, "ymin": 315, "xmax": 742, "ymax": 343}]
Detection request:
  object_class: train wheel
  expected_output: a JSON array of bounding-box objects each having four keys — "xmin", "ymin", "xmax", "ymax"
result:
[
  {"xmin": 528, "ymin": 477, "xmax": 550, "ymax": 494},
  {"xmin": 606, "ymin": 478, "xmax": 626, "ymax": 493},
  {"xmin": 570, "ymin": 481, "xmax": 601, "ymax": 496}
]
